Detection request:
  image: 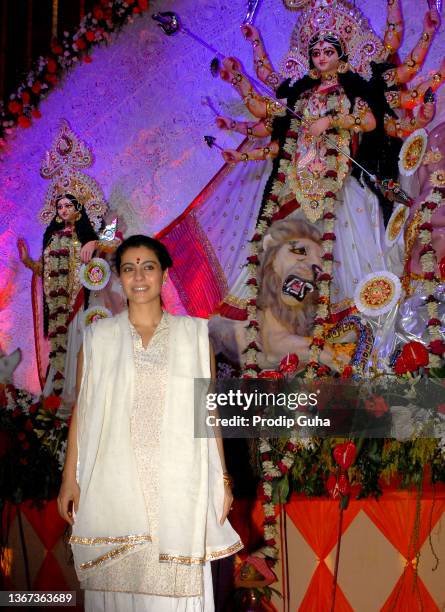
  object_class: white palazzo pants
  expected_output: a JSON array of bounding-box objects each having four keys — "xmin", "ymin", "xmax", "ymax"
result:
[{"xmin": 84, "ymin": 562, "xmax": 215, "ymax": 612}]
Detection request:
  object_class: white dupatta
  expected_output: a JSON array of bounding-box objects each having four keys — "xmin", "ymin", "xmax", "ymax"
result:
[{"xmin": 70, "ymin": 311, "xmax": 242, "ymax": 580}]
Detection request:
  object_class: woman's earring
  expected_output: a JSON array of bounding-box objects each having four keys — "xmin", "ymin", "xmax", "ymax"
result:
[
  {"xmin": 75, "ymin": 212, "xmax": 81, "ymax": 221},
  {"xmin": 337, "ymin": 61, "xmax": 349, "ymax": 74},
  {"xmin": 56, "ymin": 215, "xmax": 62, "ymax": 223}
]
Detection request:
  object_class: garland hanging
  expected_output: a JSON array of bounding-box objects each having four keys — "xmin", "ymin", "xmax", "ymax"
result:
[{"xmin": 0, "ymin": 0, "xmax": 150, "ymax": 148}]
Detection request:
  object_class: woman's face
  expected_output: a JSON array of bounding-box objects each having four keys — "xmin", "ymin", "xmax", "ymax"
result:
[
  {"xmin": 119, "ymin": 246, "xmax": 167, "ymax": 305},
  {"xmin": 56, "ymin": 197, "xmax": 78, "ymax": 224},
  {"xmin": 310, "ymin": 41, "xmax": 340, "ymax": 74}
]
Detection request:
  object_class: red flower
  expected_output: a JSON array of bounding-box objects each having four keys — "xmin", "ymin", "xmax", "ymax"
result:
[
  {"xmin": 17, "ymin": 432, "xmax": 26, "ymax": 441},
  {"xmin": 22, "ymin": 91, "xmax": 30, "ymax": 105},
  {"xmin": 138, "ymin": 0, "xmax": 149, "ymax": 10},
  {"xmin": 326, "ymin": 473, "xmax": 340, "ymax": 499},
  {"xmin": 18, "ymin": 116, "xmax": 31, "ymax": 128},
  {"xmin": 439, "ymin": 256, "xmax": 445, "ymax": 279},
  {"xmin": 247, "ymin": 255, "xmax": 259, "ymax": 264},
  {"xmin": 20, "ymin": 458, "xmax": 28, "ymax": 465},
  {"xmin": 29, "ymin": 403, "xmax": 38, "ymax": 414},
  {"xmin": 31, "ymin": 82, "xmax": 42, "ymax": 94},
  {"xmin": 394, "ymin": 356, "xmax": 408, "ymax": 375},
  {"xmin": 317, "ymin": 273, "xmax": 332, "ymax": 282},
  {"xmin": 43, "ymin": 395, "xmax": 61, "ymax": 413},
  {"xmin": 52, "ymin": 43, "xmax": 63, "ymax": 55},
  {"xmin": 44, "ymin": 73, "xmax": 58, "ymax": 85},
  {"xmin": 400, "ymin": 341, "xmax": 429, "ymax": 371},
  {"xmin": 437, "ymin": 404, "xmax": 445, "ymax": 416},
  {"xmin": 93, "ymin": 7, "xmax": 104, "ymax": 19},
  {"xmin": 85, "ymin": 31, "xmax": 95, "ymax": 42},
  {"xmin": 424, "ymin": 272, "xmax": 435, "ymax": 281},
  {"xmin": 277, "ymin": 461, "xmax": 289, "ymax": 474},
  {"xmin": 429, "ymin": 340, "xmax": 445, "ymax": 355},
  {"xmin": 419, "ymin": 222, "xmax": 433, "ymax": 231},
  {"xmin": 21, "ymin": 441, "xmax": 30, "ymax": 451},
  {"xmin": 427, "ymin": 319, "xmax": 441, "ymax": 327},
  {"xmin": 341, "ymin": 365, "xmax": 353, "ymax": 379},
  {"xmin": 75, "ymin": 37, "xmax": 87, "ymax": 50},
  {"xmin": 419, "ymin": 244, "xmax": 434, "ymax": 256},
  {"xmin": 317, "ymin": 365, "xmax": 330, "ymax": 377},
  {"xmin": 24, "ymin": 419, "xmax": 34, "ymax": 432},
  {"xmin": 323, "ymin": 212, "xmax": 335, "ymax": 220},
  {"xmin": 46, "ymin": 58, "xmax": 58, "ymax": 73},
  {"xmin": 8, "ymin": 100, "xmax": 22, "ymax": 114},
  {"xmin": 133, "ymin": 5, "xmax": 141, "ymax": 11},
  {"xmin": 12, "ymin": 408, "xmax": 22, "ymax": 418},
  {"xmin": 333, "ymin": 441, "xmax": 357, "ymax": 469},
  {"xmin": 322, "ymin": 233, "xmax": 336, "ymax": 241},
  {"xmin": 312, "ymin": 337, "xmax": 325, "ymax": 348},
  {"xmin": 426, "ymin": 202, "xmax": 437, "ymax": 210},
  {"xmin": 278, "ymin": 353, "xmax": 299, "ymax": 375},
  {"xmin": 322, "ymin": 253, "xmax": 334, "ymax": 261},
  {"xmin": 84, "ymin": 56, "xmax": 93, "ymax": 63},
  {"xmin": 258, "ymin": 370, "xmax": 284, "ymax": 380},
  {"xmin": 32, "ymin": 109, "xmax": 42, "ymax": 119},
  {"xmin": 338, "ymin": 474, "xmax": 350, "ymax": 496},
  {"xmin": 364, "ymin": 395, "xmax": 389, "ymax": 418}
]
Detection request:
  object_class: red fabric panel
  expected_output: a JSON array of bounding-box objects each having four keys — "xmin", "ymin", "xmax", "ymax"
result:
[
  {"xmin": 21, "ymin": 500, "xmax": 67, "ymax": 551},
  {"xmin": 286, "ymin": 495, "xmax": 361, "ymax": 559},
  {"xmin": 381, "ymin": 563, "xmax": 439, "ymax": 612},
  {"xmin": 363, "ymin": 494, "xmax": 445, "ymax": 560},
  {"xmin": 161, "ymin": 214, "xmax": 227, "ymax": 318},
  {"xmin": 298, "ymin": 561, "xmax": 353, "ymax": 612},
  {"xmin": 32, "ymin": 551, "xmax": 68, "ymax": 591}
]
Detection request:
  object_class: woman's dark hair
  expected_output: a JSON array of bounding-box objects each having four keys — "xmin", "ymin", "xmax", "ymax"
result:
[{"xmin": 114, "ymin": 235, "xmax": 173, "ymax": 274}]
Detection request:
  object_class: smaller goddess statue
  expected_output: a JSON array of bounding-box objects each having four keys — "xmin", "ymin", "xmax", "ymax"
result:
[{"xmin": 17, "ymin": 121, "xmax": 122, "ymax": 407}]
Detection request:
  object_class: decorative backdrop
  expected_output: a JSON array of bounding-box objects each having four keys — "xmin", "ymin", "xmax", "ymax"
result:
[{"xmin": 0, "ymin": 0, "xmax": 444, "ymax": 392}]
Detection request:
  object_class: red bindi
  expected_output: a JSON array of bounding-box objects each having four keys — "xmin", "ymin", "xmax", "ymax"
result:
[{"xmin": 136, "ymin": 258, "xmax": 140, "ymax": 264}]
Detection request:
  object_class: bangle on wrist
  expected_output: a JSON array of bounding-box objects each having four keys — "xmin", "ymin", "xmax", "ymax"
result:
[
  {"xmin": 223, "ymin": 473, "xmax": 234, "ymax": 489},
  {"xmin": 240, "ymin": 152, "xmax": 249, "ymax": 162}
]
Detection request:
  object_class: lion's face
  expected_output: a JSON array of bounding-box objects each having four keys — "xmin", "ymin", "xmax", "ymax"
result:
[{"xmin": 272, "ymin": 236, "xmax": 322, "ymax": 307}]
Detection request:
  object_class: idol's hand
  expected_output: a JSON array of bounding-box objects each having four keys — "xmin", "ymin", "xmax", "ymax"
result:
[
  {"xmin": 80, "ymin": 240, "xmax": 97, "ymax": 263},
  {"xmin": 422, "ymin": 101, "xmax": 436, "ymax": 123},
  {"xmin": 222, "ymin": 149, "xmax": 243, "ymax": 164},
  {"xmin": 57, "ymin": 478, "xmax": 80, "ymax": 526},
  {"xmin": 17, "ymin": 238, "xmax": 29, "ymax": 262},
  {"xmin": 241, "ymin": 24, "xmax": 260, "ymax": 42},
  {"xmin": 215, "ymin": 116, "xmax": 233, "ymax": 130},
  {"xmin": 220, "ymin": 480, "xmax": 234, "ymax": 525},
  {"xmin": 424, "ymin": 7, "xmax": 440, "ymax": 33},
  {"xmin": 308, "ymin": 116, "xmax": 331, "ymax": 137}
]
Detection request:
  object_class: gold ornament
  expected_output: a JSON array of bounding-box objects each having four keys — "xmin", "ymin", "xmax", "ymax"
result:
[
  {"xmin": 39, "ymin": 120, "xmax": 108, "ymax": 230},
  {"xmin": 280, "ymin": 0, "xmax": 385, "ymax": 82}
]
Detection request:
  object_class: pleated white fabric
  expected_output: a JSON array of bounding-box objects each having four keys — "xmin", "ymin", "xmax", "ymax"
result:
[{"xmin": 84, "ymin": 562, "xmax": 214, "ymax": 612}]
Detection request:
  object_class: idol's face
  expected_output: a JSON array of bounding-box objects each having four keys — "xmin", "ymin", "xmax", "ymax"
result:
[
  {"xmin": 119, "ymin": 246, "xmax": 167, "ymax": 305},
  {"xmin": 56, "ymin": 197, "xmax": 78, "ymax": 223},
  {"xmin": 310, "ymin": 41, "xmax": 340, "ymax": 74}
]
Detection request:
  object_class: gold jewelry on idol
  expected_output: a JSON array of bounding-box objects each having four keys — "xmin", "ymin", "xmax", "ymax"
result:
[
  {"xmin": 309, "ymin": 68, "xmax": 321, "ymax": 80},
  {"xmin": 337, "ymin": 60, "xmax": 349, "ymax": 74}
]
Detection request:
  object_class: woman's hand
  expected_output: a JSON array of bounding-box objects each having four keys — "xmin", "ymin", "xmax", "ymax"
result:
[
  {"xmin": 424, "ymin": 7, "xmax": 440, "ymax": 33},
  {"xmin": 222, "ymin": 149, "xmax": 243, "ymax": 164},
  {"xmin": 17, "ymin": 238, "xmax": 29, "ymax": 262},
  {"xmin": 220, "ymin": 480, "xmax": 234, "ymax": 525},
  {"xmin": 80, "ymin": 240, "xmax": 97, "ymax": 263},
  {"xmin": 308, "ymin": 116, "xmax": 332, "ymax": 137},
  {"xmin": 57, "ymin": 477, "xmax": 80, "ymax": 525}
]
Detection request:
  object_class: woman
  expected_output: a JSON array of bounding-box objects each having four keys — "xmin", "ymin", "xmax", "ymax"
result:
[
  {"xmin": 58, "ymin": 235, "xmax": 242, "ymax": 611},
  {"xmin": 18, "ymin": 193, "xmax": 102, "ymax": 403}
]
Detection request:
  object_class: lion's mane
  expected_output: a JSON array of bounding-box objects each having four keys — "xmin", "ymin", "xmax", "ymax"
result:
[{"xmin": 257, "ymin": 218, "xmax": 321, "ymax": 335}]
